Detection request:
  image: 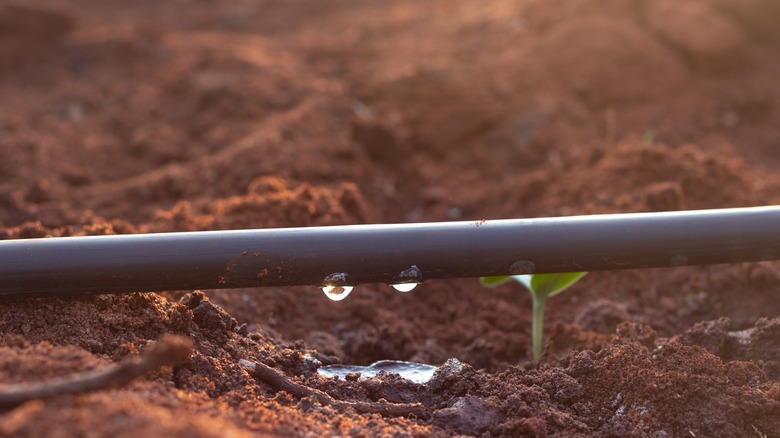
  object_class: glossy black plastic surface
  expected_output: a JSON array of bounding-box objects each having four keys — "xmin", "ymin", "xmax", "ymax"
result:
[{"xmin": 1, "ymin": 206, "xmax": 779, "ymax": 296}]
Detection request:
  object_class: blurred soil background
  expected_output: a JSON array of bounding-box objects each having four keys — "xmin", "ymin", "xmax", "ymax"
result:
[{"xmin": 2, "ymin": 0, "xmax": 780, "ymax": 436}]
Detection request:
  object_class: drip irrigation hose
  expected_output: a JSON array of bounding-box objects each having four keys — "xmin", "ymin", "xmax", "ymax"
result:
[{"xmin": 1, "ymin": 206, "xmax": 780, "ymax": 297}]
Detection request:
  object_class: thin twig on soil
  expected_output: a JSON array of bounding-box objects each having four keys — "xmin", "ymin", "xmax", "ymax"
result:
[
  {"xmin": 0, "ymin": 334, "xmax": 192, "ymax": 407},
  {"xmin": 241, "ymin": 359, "xmax": 427, "ymax": 419}
]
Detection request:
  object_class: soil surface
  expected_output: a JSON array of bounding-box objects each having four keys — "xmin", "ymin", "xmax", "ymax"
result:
[{"xmin": 2, "ymin": 0, "xmax": 780, "ymax": 436}]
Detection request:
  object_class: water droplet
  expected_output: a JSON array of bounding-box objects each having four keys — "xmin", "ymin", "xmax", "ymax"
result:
[
  {"xmin": 322, "ymin": 285, "xmax": 354, "ymax": 301},
  {"xmin": 391, "ymin": 265, "xmax": 421, "ymax": 292},
  {"xmin": 392, "ymin": 283, "xmax": 417, "ymax": 292}
]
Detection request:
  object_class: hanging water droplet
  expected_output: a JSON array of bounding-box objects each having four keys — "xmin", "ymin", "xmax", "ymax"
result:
[
  {"xmin": 322, "ymin": 285, "xmax": 354, "ymax": 301},
  {"xmin": 391, "ymin": 283, "xmax": 417, "ymax": 292},
  {"xmin": 321, "ymin": 272, "xmax": 352, "ymax": 301},
  {"xmin": 391, "ymin": 265, "xmax": 421, "ymax": 292}
]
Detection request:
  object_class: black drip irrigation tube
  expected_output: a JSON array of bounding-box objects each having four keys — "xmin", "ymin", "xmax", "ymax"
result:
[{"xmin": 1, "ymin": 206, "xmax": 780, "ymax": 298}]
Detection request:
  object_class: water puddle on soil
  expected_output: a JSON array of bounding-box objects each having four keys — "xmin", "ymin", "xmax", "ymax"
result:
[{"xmin": 317, "ymin": 360, "xmax": 437, "ymax": 384}]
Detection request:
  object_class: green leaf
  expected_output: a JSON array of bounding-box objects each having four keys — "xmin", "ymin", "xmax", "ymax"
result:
[
  {"xmin": 479, "ymin": 276, "xmax": 513, "ymax": 287},
  {"xmin": 516, "ymin": 272, "xmax": 587, "ymax": 298},
  {"xmin": 480, "ymin": 271, "xmax": 588, "ymax": 363}
]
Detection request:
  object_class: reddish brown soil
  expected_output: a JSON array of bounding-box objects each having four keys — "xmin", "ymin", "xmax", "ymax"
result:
[{"xmin": 2, "ymin": 0, "xmax": 780, "ymax": 436}]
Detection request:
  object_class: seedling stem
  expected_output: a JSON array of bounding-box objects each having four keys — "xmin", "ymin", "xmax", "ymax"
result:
[
  {"xmin": 532, "ymin": 293, "xmax": 546, "ymax": 362},
  {"xmin": 481, "ymin": 272, "xmax": 587, "ymax": 362}
]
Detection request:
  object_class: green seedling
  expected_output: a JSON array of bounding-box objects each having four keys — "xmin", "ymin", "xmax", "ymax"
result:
[{"xmin": 481, "ymin": 272, "xmax": 587, "ymax": 362}]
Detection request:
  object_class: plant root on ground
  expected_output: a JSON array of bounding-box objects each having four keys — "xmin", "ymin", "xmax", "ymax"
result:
[
  {"xmin": 0, "ymin": 334, "xmax": 192, "ymax": 408},
  {"xmin": 241, "ymin": 359, "xmax": 428, "ymax": 419}
]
